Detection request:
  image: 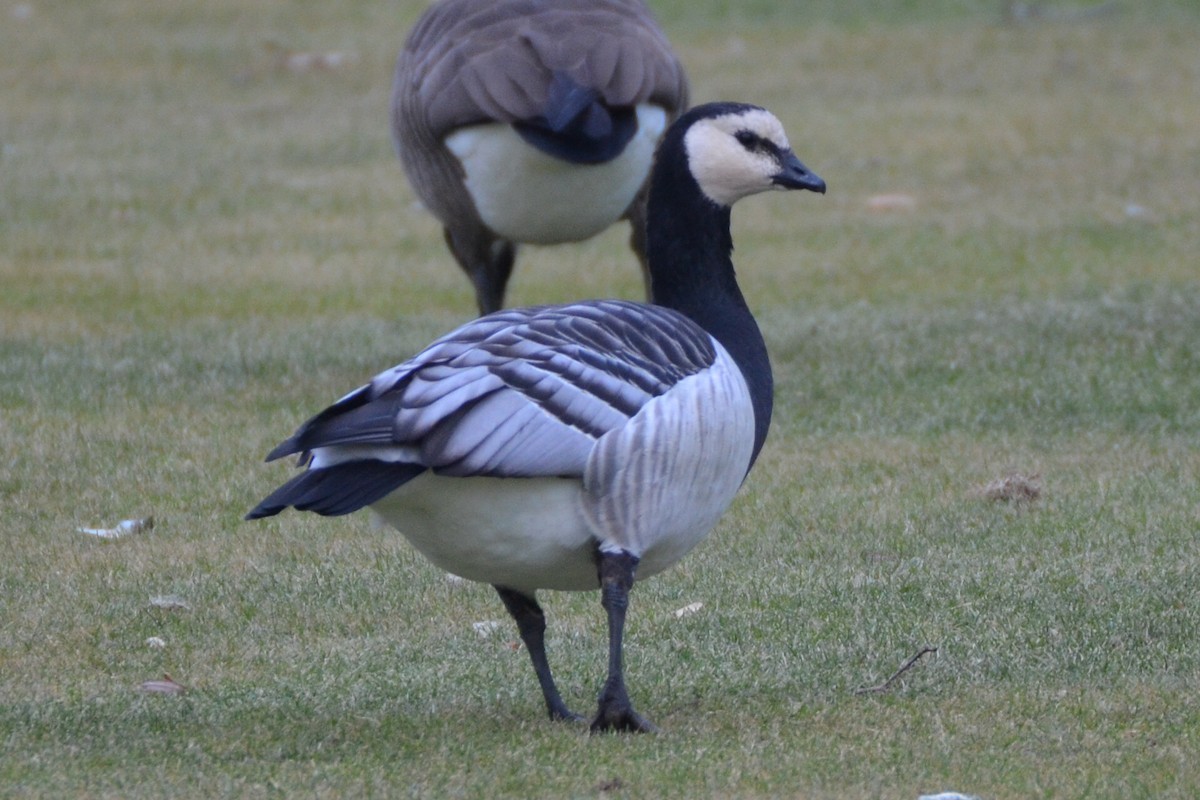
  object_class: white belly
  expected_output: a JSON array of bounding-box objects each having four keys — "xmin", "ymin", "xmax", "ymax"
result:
[
  {"xmin": 444, "ymin": 104, "xmax": 667, "ymax": 244},
  {"xmin": 371, "ymin": 474, "xmax": 601, "ymax": 592},
  {"xmin": 367, "ymin": 354, "xmax": 755, "ymax": 594}
]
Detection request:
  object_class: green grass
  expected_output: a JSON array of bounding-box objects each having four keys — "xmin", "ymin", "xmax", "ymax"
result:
[{"xmin": 3, "ymin": 1, "xmax": 1200, "ymax": 797}]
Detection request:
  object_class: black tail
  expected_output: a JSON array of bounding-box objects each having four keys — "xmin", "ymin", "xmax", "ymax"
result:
[
  {"xmin": 514, "ymin": 73, "xmax": 637, "ymax": 165},
  {"xmin": 245, "ymin": 459, "xmax": 425, "ymax": 520}
]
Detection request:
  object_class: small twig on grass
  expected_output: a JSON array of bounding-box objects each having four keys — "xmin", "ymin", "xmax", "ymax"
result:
[{"xmin": 854, "ymin": 645, "xmax": 938, "ymax": 695}]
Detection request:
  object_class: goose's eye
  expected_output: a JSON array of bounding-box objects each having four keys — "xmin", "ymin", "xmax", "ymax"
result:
[{"xmin": 734, "ymin": 130, "xmax": 759, "ymax": 150}]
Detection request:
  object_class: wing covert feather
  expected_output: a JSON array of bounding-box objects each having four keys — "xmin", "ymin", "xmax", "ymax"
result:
[
  {"xmin": 271, "ymin": 301, "xmax": 718, "ymax": 481},
  {"xmin": 398, "ymin": 0, "xmax": 687, "ymax": 136}
]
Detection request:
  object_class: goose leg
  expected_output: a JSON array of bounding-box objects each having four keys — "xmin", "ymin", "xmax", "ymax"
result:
[
  {"xmin": 444, "ymin": 226, "xmax": 516, "ymax": 315},
  {"xmin": 494, "ymin": 585, "xmax": 583, "ymax": 723},
  {"xmin": 624, "ymin": 187, "xmax": 654, "ymax": 302},
  {"xmin": 591, "ymin": 551, "xmax": 658, "ymax": 733}
]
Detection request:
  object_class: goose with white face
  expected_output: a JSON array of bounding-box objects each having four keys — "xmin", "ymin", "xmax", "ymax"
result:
[
  {"xmin": 248, "ymin": 101, "xmax": 826, "ymax": 735},
  {"xmin": 684, "ymin": 107, "xmax": 826, "ymax": 207}
]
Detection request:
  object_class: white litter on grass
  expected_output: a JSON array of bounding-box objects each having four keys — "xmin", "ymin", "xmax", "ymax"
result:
[
  {"xmin": 284, "ymin": 50, "xmax": 354, "ymax": 72},
  {"xmin": 149, "ymin": 595, "xmax": 190, "ymax": 611},
  {"xmin": 866, "ymin": 192, "xmax": 917, "ymax": 211},
  {"xmin": 919, "ymin": 793, "xmax": 980, "ymax": 800},
  {"xmin": 673, "ymin": 602, "xmax": 704, "ymax": 619},
  {"xmin": 145, "ymin": 637, "xmax": 167, "ymax": 649},
  {"xmin": 264, "ymin": 42, "xmax": 357, "ymax": 73},
  {"xmin": 77, "ymin": 516, "xmax": 154, "ymax": 539},
  {"xmin": 472, "ymin": 620, "xmax": 503, "ymax": 638}
]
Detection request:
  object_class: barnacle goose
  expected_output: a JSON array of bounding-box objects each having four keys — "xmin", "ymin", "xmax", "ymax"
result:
[
  {"xmin": 248, "ymin": 102, "xmax": 826, "ymax": 732},
  {"xmin": 391, "ymin": 0, "xmax": 688, "ymax": 314}
]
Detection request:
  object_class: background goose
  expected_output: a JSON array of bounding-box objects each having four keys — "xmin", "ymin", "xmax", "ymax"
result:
[
  {"xmin": 391, "ymin": 0, "xmax": 689, "ymax": 314},
  {"xmin": 248, "ymin": 102, "xmax": 825, "ymax": 732}
]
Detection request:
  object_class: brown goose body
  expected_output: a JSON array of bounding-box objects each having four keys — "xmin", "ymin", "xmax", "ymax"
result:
[{"xmin": 391, "ymin": 0, "xmax": 688, "ymax": 314}]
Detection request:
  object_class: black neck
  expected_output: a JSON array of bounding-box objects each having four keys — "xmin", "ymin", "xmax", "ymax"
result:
[{"xmin": 645, "ymin": 147, "xmax": 774, "ymax": 469}]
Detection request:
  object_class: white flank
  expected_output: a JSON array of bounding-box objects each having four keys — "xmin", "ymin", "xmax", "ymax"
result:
[
  {"xmin": 367, "ymin": 341, "xmax": 755, "ymax": 594},
  {"xmin": 584, "ymin": 344, "xmax": 755, "ymax": 579},
  {"xmin": 445, "ymin": 104, "xmax": 667, "ymax": 243},
  {"xmin": 371, "ymin": 474, "xmax": 599, "ymax": 593}
]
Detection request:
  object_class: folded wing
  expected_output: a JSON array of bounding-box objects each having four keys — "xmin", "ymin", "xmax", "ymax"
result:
[{"xmin": 247, "ymin": 301, "xmax": 716, "ymax": 519}]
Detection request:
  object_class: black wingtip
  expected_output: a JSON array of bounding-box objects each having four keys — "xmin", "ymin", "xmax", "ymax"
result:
[
  {"xmin": 514, "ymin": 73, "xmax": 639, "ymax": 166},
  {"xmin": 244, "ymin": 460, "xmax": 426, "ymax": 522},
  {"xmin": 244, "ymin": 474, "xmax": 304, "ymax": 520},
  {"xmin": 543, "ymin": 71, "xmax": 603, "ymax": 133},
  {"xmin": 244, "ymin": 503, "xmax": 282, "ymax": 521},
  {"xmin": 263, "ymin": 437, "xmax": 303, "ymax": 463}
]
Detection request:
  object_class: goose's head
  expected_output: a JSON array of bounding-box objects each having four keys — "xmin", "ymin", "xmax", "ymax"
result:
[{"xmin": 681, "ymin": 102, "xmax": 826, "ymax": 208}]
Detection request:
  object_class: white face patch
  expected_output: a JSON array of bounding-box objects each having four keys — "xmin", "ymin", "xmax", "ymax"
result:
[{"xmin": 684, "ymin": 108, "xmax": 793, "ymax": 207}]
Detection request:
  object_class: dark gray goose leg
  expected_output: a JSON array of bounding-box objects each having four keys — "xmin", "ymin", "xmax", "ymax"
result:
[
  {"xmin": 494, "ymin": 585, "xmax": 583, "ymax": 722},
  {"xmin": 624, "ymin": 186, "xmax": 654, "ymax": 302},
  {"xmin": 444, "ymin": 226, "xmax": 516, "ymax": 315},
  {"xmin": 591, "ymin": 551, "xmax": 658, "ymax": 733}
]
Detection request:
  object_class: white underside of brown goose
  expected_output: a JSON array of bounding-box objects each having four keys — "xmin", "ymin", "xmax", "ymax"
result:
[{"xmin": 444, "ymin": 105, "xmax": 668, "ymax": 244}]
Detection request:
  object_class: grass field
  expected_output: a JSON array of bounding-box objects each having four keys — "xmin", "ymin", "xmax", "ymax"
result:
[{"xmin": 2, "ymin": 1, "xmax": 1199, "ymax": 797}]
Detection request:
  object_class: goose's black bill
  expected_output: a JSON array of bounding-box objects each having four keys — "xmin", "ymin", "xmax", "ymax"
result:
[{"xmin": 772, "ymin": 152, "xmax": 826, "ymax": 194}]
